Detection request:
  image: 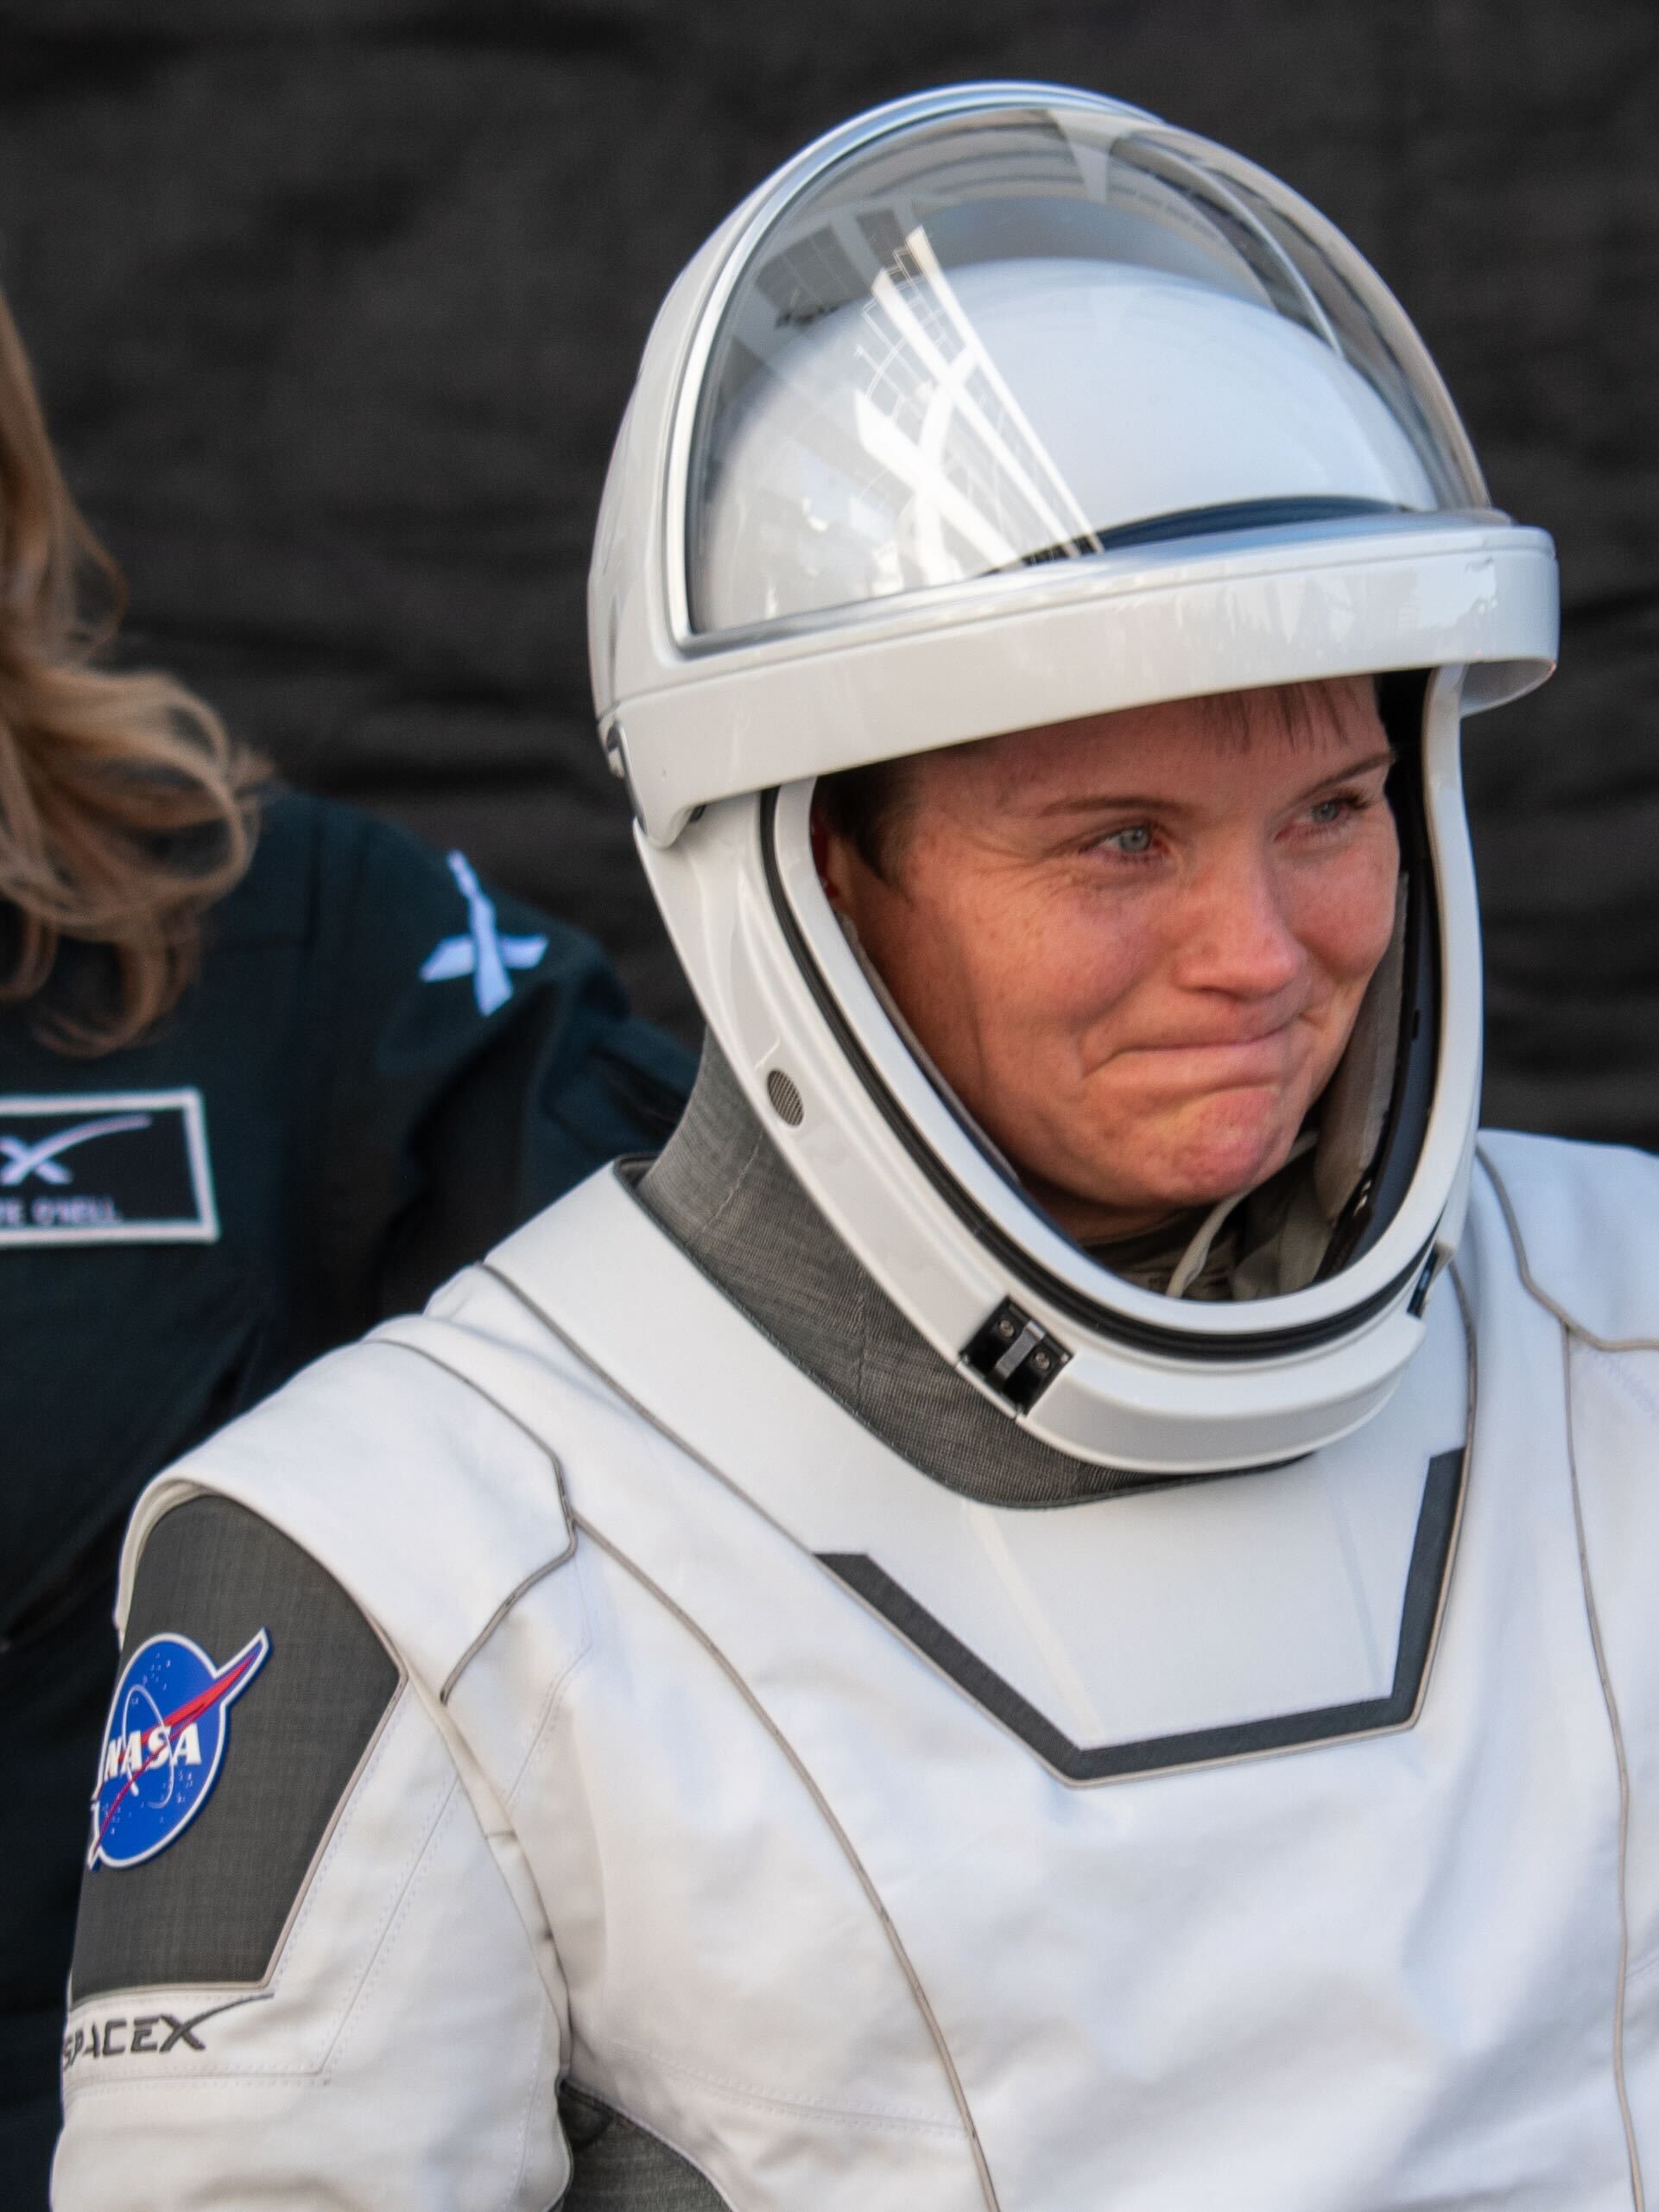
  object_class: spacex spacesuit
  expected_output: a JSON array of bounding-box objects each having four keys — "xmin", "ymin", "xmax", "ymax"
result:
[{"xmin": 50, "ymin": 84, "xmax": 1659, "ymax": 2212}]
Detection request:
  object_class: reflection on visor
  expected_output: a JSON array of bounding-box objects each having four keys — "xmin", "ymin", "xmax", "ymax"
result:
[
  {"xmin": 846, "ymin": 224, "xmax": 1106, "ymax": 579},
  {"xmin": 687, "ymin": 106, "xmax": 1485, "ymax": 635}
]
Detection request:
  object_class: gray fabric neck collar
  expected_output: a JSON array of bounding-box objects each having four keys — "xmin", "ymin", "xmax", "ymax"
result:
[{"xmin": 637, "ymin": 1039, "xmax": 1152, "ymax": 1508}]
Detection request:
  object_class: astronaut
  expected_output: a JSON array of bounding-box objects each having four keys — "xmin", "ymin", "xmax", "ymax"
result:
[{"xmin": 52, "ymin": 83, "xmax": 1659, "ymax": 2212}]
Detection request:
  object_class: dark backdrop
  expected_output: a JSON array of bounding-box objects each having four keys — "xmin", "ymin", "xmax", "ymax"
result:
[{"xmin": 3, "ymin": 1, "xmax": 1656, "ymax": 1144}]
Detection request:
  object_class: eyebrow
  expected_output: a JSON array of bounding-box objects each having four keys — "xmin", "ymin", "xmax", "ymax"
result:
[{"xmin": 1029, "ymin": 746, "xmax": 1398, "ymax": 819}]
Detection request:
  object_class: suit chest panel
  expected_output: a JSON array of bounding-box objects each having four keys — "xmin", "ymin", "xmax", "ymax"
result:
[
  {"xmin": 455, "ymin": 1290, "xmax": 1639, "ymax": 2210},
  {"xmin": 408, "ymin": 1168, "xmax": 1648, "ymax": 2209}
]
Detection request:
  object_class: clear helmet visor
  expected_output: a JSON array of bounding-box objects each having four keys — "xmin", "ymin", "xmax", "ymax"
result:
[{"xmin": 685, "ymin": 99, "xmax": 1488, "ymax": 637}]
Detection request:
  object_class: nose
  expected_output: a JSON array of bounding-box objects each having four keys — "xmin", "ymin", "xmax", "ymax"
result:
[{"xmin": 1169, "ymin": 840, "xmax": 1304, "ymax": 1004}]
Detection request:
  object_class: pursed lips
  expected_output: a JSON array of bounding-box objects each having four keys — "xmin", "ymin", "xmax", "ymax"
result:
[{"xmin": 1099, "ymin": 1015, "xmax": 1319, "ymax": 1089}]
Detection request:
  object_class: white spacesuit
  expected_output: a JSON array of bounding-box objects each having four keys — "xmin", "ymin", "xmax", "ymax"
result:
[{"xmin": 52, "ymin": 84, "xmax": 1659, "ymax": 2212}]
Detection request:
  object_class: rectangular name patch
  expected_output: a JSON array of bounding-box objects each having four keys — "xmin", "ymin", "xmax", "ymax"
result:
[{"xmin": 0, "ymin": 1090, "xmax": 218, "ymax": 1247}]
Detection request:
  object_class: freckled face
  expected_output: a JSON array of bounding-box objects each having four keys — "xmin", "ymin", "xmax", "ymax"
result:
[{"xmin": 815, "ymin": 679, "xmax": 1402, "ymax": 1245}]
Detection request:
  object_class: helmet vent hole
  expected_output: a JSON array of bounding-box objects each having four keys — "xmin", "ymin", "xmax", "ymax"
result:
[{"xmin": 765, "ymin": 1069, "xmax": 806, "ymax": 1127}]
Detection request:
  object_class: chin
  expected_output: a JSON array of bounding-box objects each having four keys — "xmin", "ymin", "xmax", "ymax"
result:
[{"xmin": 1141, "ymin": 1099, "xmax": 1302, "ymax": 1212}]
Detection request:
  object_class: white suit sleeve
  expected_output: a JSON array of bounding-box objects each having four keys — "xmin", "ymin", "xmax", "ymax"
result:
[{"xmin": 52, "ymin": 1494, "xmax": 571, "ymax": 2212}]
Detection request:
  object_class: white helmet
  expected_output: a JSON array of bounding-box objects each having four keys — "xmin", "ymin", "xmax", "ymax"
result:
[{"xmin": 590, "ymin": 82, "xmax": 1558, "ymax": 1475}]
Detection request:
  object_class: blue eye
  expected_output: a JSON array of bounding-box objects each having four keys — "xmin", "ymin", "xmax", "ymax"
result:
[
  {"xmin": 1105, "ymin": 825, "xmax": 1154, "ymax": 855},
  {"xmin": 1308, "ymin": 798, "xmax": 1345, "ymax": 826}
]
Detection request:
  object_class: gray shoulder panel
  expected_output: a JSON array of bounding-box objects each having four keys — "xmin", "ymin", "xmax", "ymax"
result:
[{"xmin": 71, "ymin": 1494, "xmax": 400, "ymax": 2002}]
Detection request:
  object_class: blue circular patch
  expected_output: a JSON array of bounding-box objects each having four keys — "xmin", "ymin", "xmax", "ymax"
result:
[{"xmin": 89, "ymin": 1628, "xmax": 270, "ymax": 1871}]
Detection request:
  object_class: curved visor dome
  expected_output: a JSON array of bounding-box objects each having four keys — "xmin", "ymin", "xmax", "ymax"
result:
[{"xmin": 684, "ymin": 106, "xmax": 1487, "ymax": 637}]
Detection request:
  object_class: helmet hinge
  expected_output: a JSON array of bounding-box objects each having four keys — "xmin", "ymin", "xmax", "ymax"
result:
[{"xmin": 963, "ymin": 1299, "xmax": 1072, "ymax": 1411}]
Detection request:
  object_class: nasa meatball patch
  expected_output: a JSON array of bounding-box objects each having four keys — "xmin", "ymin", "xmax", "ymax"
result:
[
  {"xmin": 71, "ymin": 1497, "xmax": 401, "ymax": 2001},
  {"xmin": 89, "ymin": 1628, "xmax": 270, "ymax": 1871}
]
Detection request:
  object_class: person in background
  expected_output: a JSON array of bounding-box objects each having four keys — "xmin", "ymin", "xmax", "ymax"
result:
[{"xmin": 0, "ymin": 284, "xmax": 692, "ymax": 2209}]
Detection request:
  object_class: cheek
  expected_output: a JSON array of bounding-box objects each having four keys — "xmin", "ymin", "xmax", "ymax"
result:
[
  {"xmin": 1292, "ymin": 833, "xmax": 1401, "ymax": 987},
  {"xmin": 960, "ymin": 882, "xmax": 1157, "ymax": 1074},
  {"xmin": 864, "ymin": 872, "xmax": 1147, "ymax": 1093},
  {"xmin": 1038, "ymin": 894, "xmax": 1159, "ymax": 1036},
  {"xmin": 852, "ymin": 876, "xmax": 995, "ymax": 1056}
]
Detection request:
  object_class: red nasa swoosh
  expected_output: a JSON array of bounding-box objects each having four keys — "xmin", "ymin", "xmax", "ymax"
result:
[{"xmin": 93, "ymin": 1640, "xmax": 266, "ymax": 1854}]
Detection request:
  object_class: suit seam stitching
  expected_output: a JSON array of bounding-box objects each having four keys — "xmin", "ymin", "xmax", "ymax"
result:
[
  {"xmin": 1478, "ymin": 1148, "xmax": 1659, "ymax": 1353},
  {"xmin": 1579, "ymin": 1340, "xmax": 1659, "ymax": 1428},
  {"xmin": 583, "ymin": 2028, "xmax": 964, "ymax": 2134},
  {"xmin": 571, "ymin": 1510, "xmax": 999, "ymax": 2209},
  {"xmin": 318, "ymin": 1773, "xmax": 463, "ymax": 2080},
  {"xmin": 1562, "ymin": 1325, "xmax": 1646, "ymax": 2212},
  {"xmin": 269, "ymin": 1684, "xmax": 425, "ymax": 2008},
  {"xmin": 505, "ymin": 1995, "xmax": 557, "ymax": 2211},
  {"xmin": 367, "ymin": 1332, "xmax": 581, "ymax": 1704},
  {"xmin": 507, "ymin": 1588, "xmax": 598, "ymax": 1813}
]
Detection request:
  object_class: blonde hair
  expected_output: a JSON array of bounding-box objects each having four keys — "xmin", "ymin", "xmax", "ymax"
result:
[{"xmin": 0, "ymin": 288, "xmax": 266, "ymax": 1052}]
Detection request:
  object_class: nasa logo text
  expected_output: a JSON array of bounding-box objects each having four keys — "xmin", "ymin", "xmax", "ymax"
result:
[{"xmin": 89, "ymin": 1629, "xmax": 270, "ymax": 1871}]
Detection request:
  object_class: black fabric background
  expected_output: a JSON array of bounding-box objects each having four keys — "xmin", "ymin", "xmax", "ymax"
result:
[{"xmin": 1, "ymin": 0, "xmax": 1655, "ymax": 1143}]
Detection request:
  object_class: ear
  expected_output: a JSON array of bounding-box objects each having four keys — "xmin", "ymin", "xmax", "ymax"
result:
[{"xmin": 809, "ymin": 789, "xmax": 849, "ymax": 911}]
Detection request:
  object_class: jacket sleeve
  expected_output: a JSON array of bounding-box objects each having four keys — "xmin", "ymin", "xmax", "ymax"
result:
[
  {"xmin": 52, "ymin": 1493, "xmax": 571, "ymax": 2212},
  {"xmin": 299, "ymin": 800, "xmax": 693, "ymax": 1336}
]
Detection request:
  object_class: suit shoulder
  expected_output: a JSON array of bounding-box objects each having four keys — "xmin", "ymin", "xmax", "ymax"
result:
[
  {"xmin": 123, "ymin": 1309, "xmax": 573, "ymax": 1694},
  {"xmin": 1476, "ymin": 1129, "xmax": 1659, "ymax": 1345}
]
